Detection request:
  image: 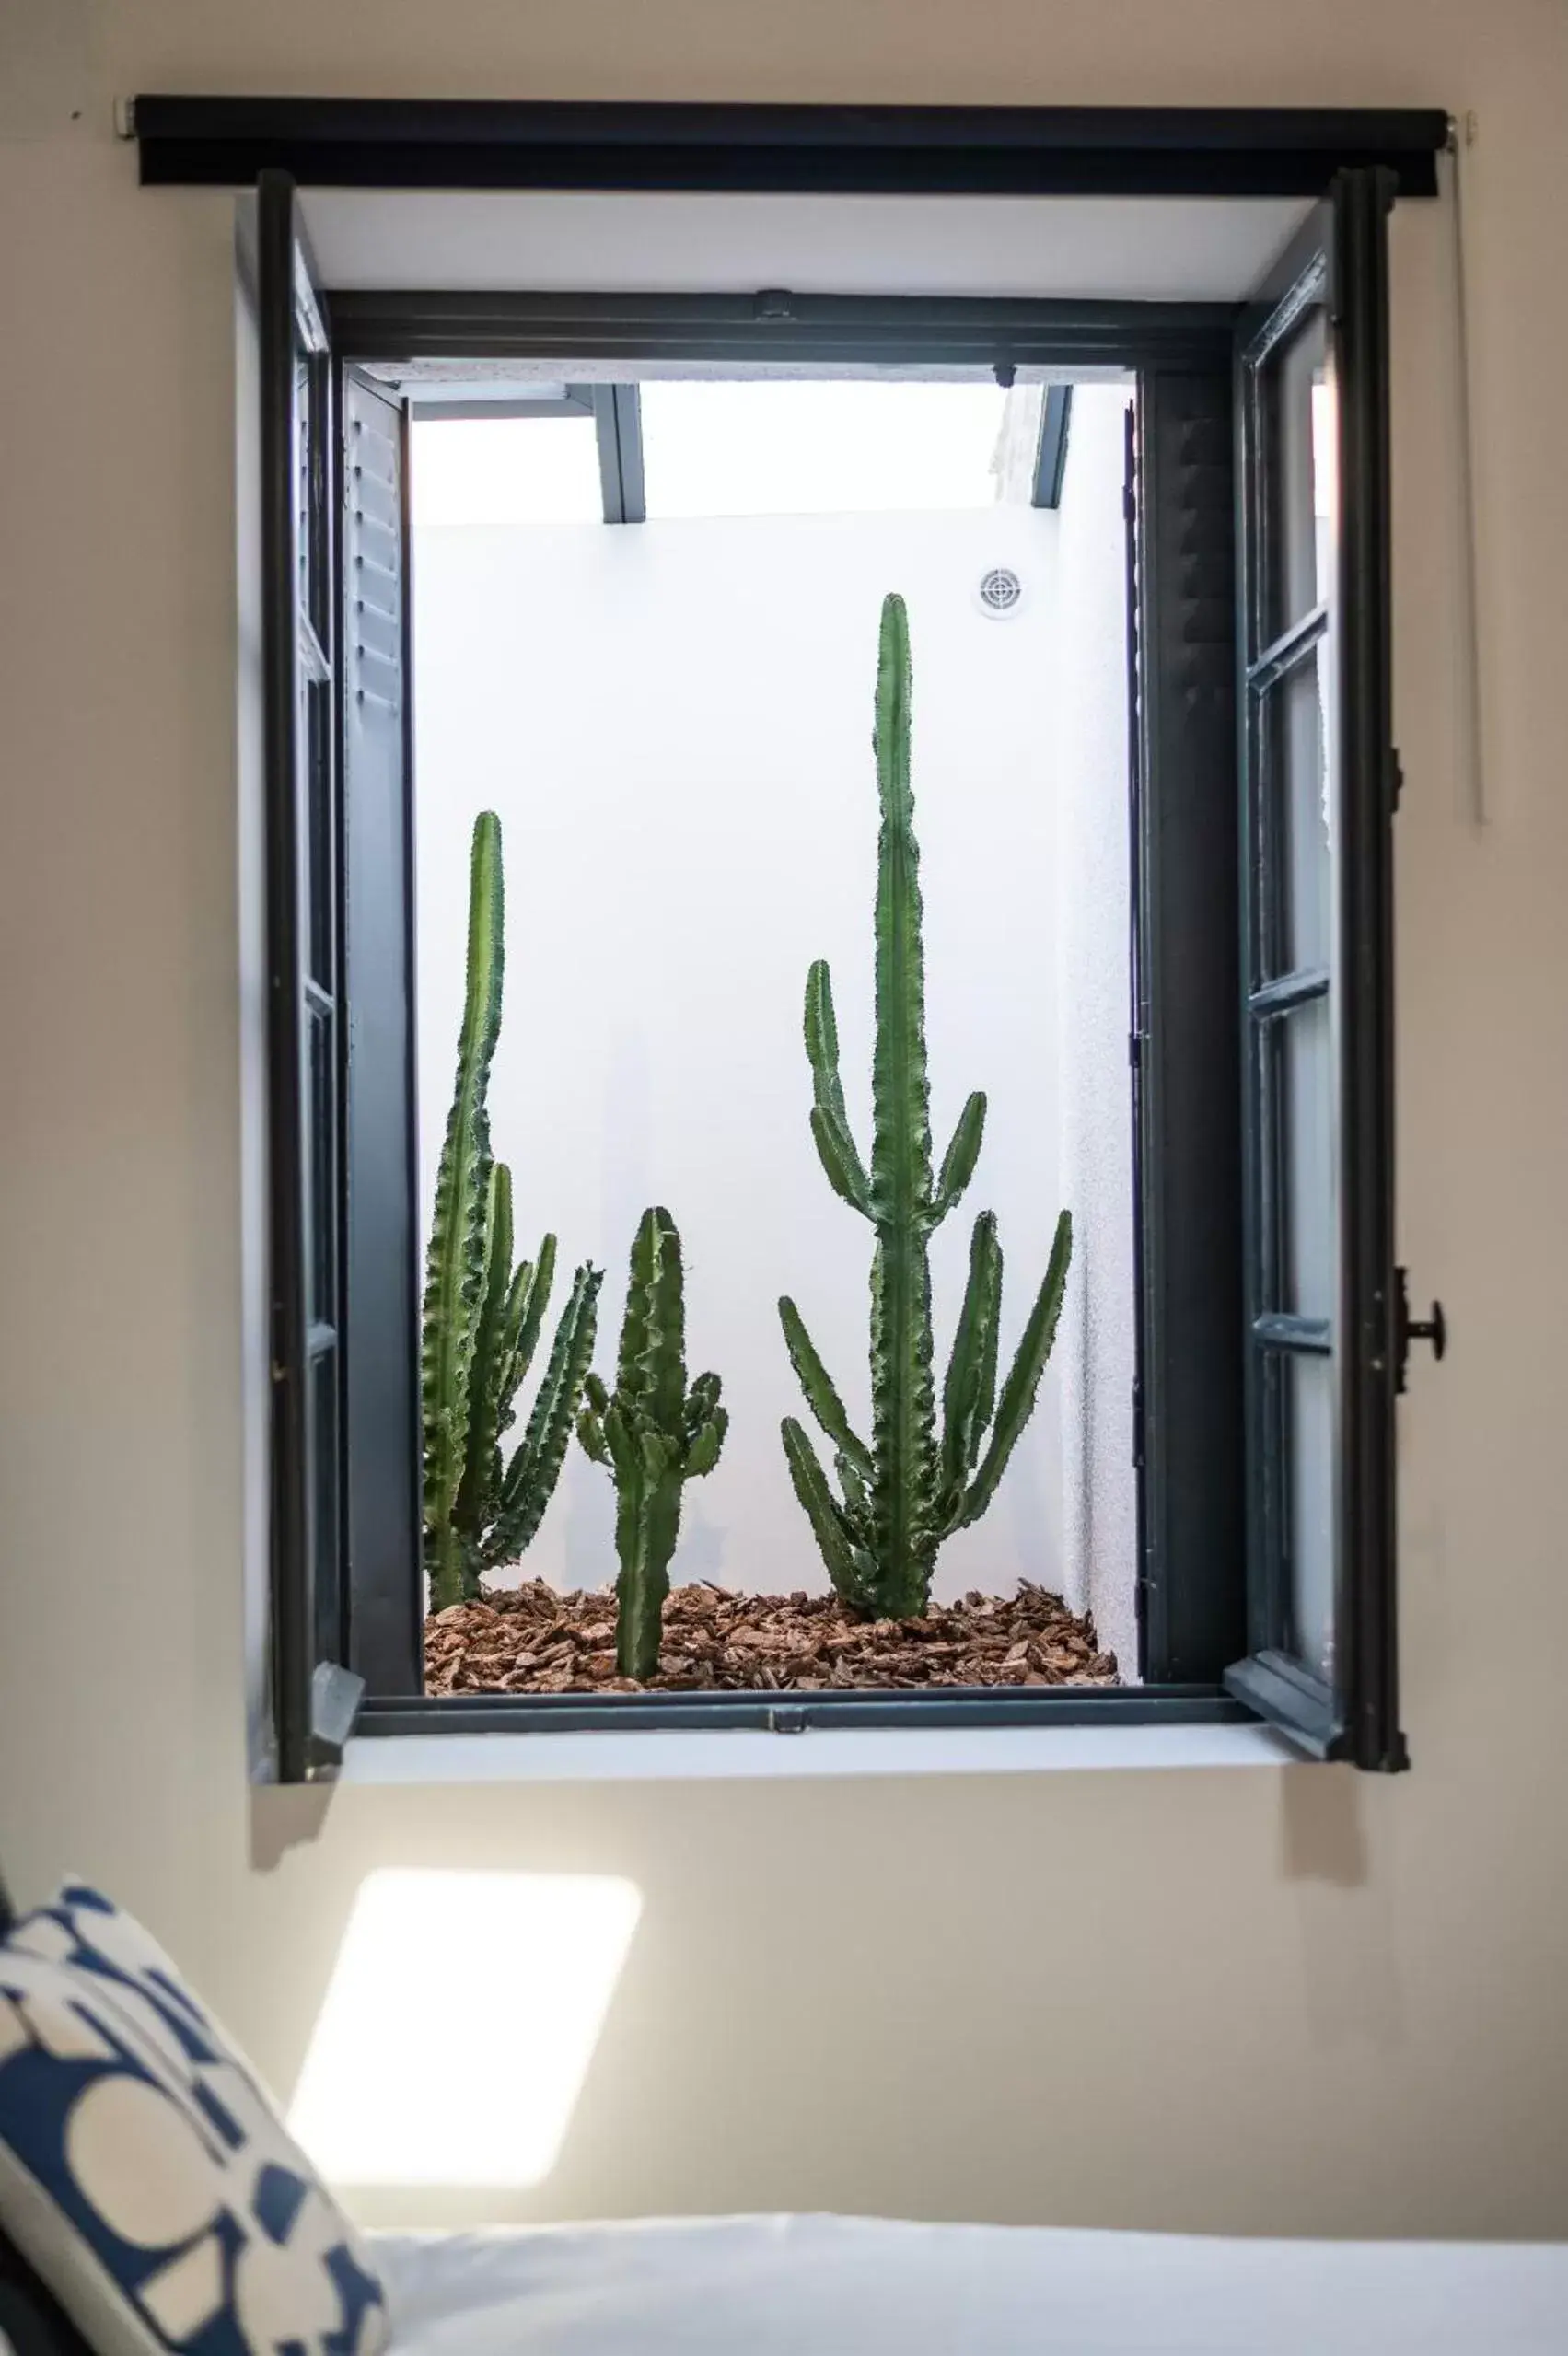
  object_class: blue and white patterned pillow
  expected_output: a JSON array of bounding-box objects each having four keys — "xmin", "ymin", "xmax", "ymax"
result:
[{"xmin": 0, "ymin": 1884, "xmax": 388, "ymax": 2356}]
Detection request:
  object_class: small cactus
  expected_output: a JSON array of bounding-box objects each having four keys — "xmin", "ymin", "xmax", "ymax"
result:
[
  {"xmin": 577, "ymin": 1208, "xmax": 727, "ymax": 1679},
  {"xmin": 780, "ymin": 594, "xmax": 1073, "ymax": 1619},
  {"xmin": 421, "ymin": 811, "xmax": 602, "ymax": 1610}
]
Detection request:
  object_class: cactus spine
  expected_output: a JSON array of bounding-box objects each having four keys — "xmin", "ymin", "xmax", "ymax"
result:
[
  {"xmin": 779, "ymin": 593, "xmax": 1073, "ymax": 1619},
  {"xmin": 577, "ymin": 1208, "xmax": 727, "ymax": 1679},
  {"xmin": 421, "ymin": 810, "xmax": 602, "ymax": 1610}
]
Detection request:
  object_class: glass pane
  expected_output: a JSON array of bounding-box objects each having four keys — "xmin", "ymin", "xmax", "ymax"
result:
[
  {"xmin": 1283, "ymin": 1352, "xmax": 1335, "ymax": 1684},
  {"xmin": 1260, "ymin": 301, "xmax": 1330, "ymax": 644},
  {"xmin": 301, "ymin": 676, "xmax": 334, "ymax": 987},
  {"xmin": 295, "ymin": 339, "xmax": 332, "ymax": 644},
  {"xmin": 296, "ymin": 357, "xmax": 310, "ymax": 599},
  {"xmin": 309, "ymin": 1345, "xmax": 342, "ymax": 1663},
  {"xmin": 1271, "ymin": 998, "xmax": 1335, "ymax": 1320},
  {"xmin": 1260, "ymin": 643, "xmax": 1331, "ymax": 977},
  {"xmin": 307, "ymin": 1002, "xmax": 336, "ymax": 1326}
]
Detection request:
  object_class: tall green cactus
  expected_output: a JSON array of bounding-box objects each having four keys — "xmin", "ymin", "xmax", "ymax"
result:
[
  {"xmin": 779, "ymin": 593, "xmax": 1073, "ymax": 1620},
  {"xmin": 577, "ymin": 1207, "xmax": 727, "ymax": 1679},
  {"xmin": 422, "ymin": 810, "xmax": 602, "ymax": 1610}
]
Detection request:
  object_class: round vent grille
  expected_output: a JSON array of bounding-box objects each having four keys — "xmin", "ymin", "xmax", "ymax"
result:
[{"xmin": 978, "ymin": 565, "xmax": 1024, "ymax": 616}]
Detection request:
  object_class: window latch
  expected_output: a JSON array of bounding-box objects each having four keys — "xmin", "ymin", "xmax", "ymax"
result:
[{"xmin": 1394, "ymin": 1266, "xmax": 1446, "ymax": 1393}]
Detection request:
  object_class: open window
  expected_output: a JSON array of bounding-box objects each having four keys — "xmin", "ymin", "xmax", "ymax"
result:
[
  {"xmin": 255, "ymin": 173, "xmax": 362, "ymax": 1778},
  {"xmin": 211, "ymin": 110, "xmax": 1444, "ymax": 1775},
  {"xmin": 1223, "ymin": 171, "xmax": 1406, "ymax": 1770}
]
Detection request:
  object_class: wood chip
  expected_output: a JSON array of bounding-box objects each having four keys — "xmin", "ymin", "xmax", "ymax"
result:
[{"xmin": 424, "ymin": 1578, "xmax": 1118, "ymax": 1696}]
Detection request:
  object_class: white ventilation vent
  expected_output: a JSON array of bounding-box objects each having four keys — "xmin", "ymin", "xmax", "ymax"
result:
[{"xmin": 977, "ymin": 565, "xmax": 1024, "ymax": 617}]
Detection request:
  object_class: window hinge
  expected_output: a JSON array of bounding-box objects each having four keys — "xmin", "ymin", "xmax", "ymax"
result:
[
  {"xmin": 1388, "ymin": 745, "xmax": 1405, "ymax": 810},
  {"xmin": 1128, "ymin": 1028, "xmax": 1143, "ymax": 1068},
  {"xmin": 753, "ymin": 289, "xmax": 795, "ymax": 321},
  {"xmin": 1393, "ymin": 1266, "xmax": 1446, "ymax": 1394},
  {"xmin": 1131, "ymin": 1375, "xmax": 1144, "ymax": 1470}
]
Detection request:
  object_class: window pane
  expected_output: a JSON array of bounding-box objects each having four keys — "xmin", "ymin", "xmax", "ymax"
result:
[
  {"xmin": 1283, "ymin": 1351, "xmax": 1335, "ymax": 1685},
  {"xmin": 1260, "ymin": 644, "xmax": 1330, "ymax": 978},
  {"xmin": 296, "ymin": 350, "xmax": 314, "ymax": 614},
  {"xmin": 295, "ymin": 345, "xmax": 331, "ymax": 636},
  {"xmin": 307, "ymin": 1001, "xmax": 336, "ymax": 1327},
  {"xmin": 1270, "ymin": 998, "xmax": 1335, "ymax": 1320},
  {"xmin": 302, "ymin": 676, "xmax": 334, "ymax": 987},
  {"xmin": 1260, "ymin": 301, "xmax": 1329, "ymax": 644},
  {"xmin": 309, "ymin": 1344, "xmax": 342, "ymax": 1664}
]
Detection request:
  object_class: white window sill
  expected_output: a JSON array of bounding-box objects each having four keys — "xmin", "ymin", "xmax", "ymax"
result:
[{"xmin": 338, "ymin": 1719, "xmax": 1301, "ymax": 1785}]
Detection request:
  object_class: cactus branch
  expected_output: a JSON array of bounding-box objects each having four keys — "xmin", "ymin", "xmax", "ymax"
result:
[
  {"xmin": 941, "ymin": 1211, "xmax": 1004, "ymax": 1512},
  {"xmin": 808, "ymin": 1102, "xmax": 875, "ymax": 1217},
  {"xmin": 778, "ymin": 1295, "xmax": 872, "ymax": 1476},
  {"xmin": 501, "ymin": 1231, "xmax": 557, "ymax": 1415},
  {"xmin": 804, "ymin": 961, "xmax": 872, "ymax": 1214},
  {"xmin": 485, "ymin": 1260, "xmax": 603, "ymax": 1567},
  {"xmin": 954, "ymin": 1209, "xmax": 1074, "ymax": 1533},
  {"xmin": 932, "ymin": 1089, "xmax": 987, "ymax": 1223},
  {"xmin": 781, "ymin": 1418, "xmax": 877, "ymax": 1614}
]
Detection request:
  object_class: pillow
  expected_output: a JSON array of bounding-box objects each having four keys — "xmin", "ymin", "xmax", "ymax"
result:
[{"xmin": 0, "ymin": 1884, "xmax": 388, "ymax": 2356}]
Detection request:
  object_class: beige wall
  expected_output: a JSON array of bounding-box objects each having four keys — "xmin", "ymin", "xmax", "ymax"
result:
[{"xmin": 2, "ymin": 0, "xmax": 1567, "ymax": 2240}]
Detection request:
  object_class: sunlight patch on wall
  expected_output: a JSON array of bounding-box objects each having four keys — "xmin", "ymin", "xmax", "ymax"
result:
[{"xmin": 286, "ymin": 1869, "xmax": 642, "ymax": 2186}]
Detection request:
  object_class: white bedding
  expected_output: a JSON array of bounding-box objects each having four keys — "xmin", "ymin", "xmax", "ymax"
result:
[{"xmin": 373, "ymin": 2211, "xmax": 1568, "ymax": 2354}]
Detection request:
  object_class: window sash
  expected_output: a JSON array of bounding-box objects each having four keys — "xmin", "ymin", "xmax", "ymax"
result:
[
  {"xmin": 1226, "ymin": 172, "xmax": 1406, "ymax": 1770},
  {"xmin": 260, "ymin": 169, "xmax": 362, "ymax": 1781}
]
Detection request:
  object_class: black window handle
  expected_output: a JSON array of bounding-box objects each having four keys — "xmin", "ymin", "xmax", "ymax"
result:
[{"xmin": 1395, "ymin": 1267, "xmax": 1446, "ymax": 1393}]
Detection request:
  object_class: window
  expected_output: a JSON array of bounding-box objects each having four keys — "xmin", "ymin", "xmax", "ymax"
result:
[
  {"xmin": 1225, "ymin": 180, "xmax": 1406, "ymax": 1768},
  {"xmin": 253, "ymin": 189, "xmax": 361, "ymax": 1782},
  {"xmin": 211, "ymin": 107, "xmax": 1446, "ymax": 1777}
]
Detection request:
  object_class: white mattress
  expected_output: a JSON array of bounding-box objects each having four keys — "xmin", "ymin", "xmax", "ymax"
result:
[{"xmin": 372, "ymin": 2211, "xmax": 1568, "ymax": 2354}]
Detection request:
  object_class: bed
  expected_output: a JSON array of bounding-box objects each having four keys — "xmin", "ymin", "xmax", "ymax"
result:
[{"xmin": 374, "ymin": 2211, "xmax": 1568, "ymax": 2354}]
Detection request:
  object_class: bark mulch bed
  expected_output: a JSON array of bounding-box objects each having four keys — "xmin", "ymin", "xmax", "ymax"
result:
[{"xmin": 424, "ymin": 1579, "xmax": 1118, "ymax": 1695}]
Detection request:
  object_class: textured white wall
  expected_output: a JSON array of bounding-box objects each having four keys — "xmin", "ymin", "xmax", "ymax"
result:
[
  {"xmin": 413, "ymin": 496, "xmax": 1086, "ymax": 1608},
  {"xmin": 1, "ymin": 0, "xmax": 1567, "ymax": 2246},
  {"xmin": 1051, "ymin": 388, "xmax": 1142, "ymax": 1671}
]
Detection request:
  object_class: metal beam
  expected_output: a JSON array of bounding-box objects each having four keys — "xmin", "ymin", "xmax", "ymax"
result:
[{"xmin": 131, "ymin": 99, "xmax": 1448, "ymax": 199}]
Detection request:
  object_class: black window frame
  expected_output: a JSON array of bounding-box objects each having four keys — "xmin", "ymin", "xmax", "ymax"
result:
[
  {"xmin": 218, "ymin": 109, "xmax": 1444, "ymax": 1773},
  {"xmin": 255, "ymin": 174, "xmax": 363, "ymax": 1781},
  {"xmin": 1222, "ymin": 176, "xmax": 1407, "ymax": 1770},
  {"xmin": 336, "ymin": 290, "xmax": 1251, "ymax": 1740}
]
